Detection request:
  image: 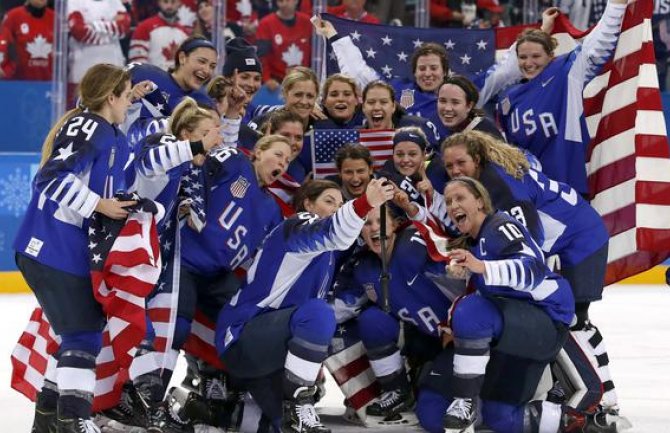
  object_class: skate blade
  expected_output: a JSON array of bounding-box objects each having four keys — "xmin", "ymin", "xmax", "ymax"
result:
[
  {"xmin": 610, "ymin": 414, "xmax": 633, "ymax": 431},
  {"xmin": 193, "ymin": 423, "xmax": 226, "ymax": 433},
  {"xmin": 443, "ymin": 425, "xmax": 475, "ymax": 433},
  {"xmin": 364, "ymin": 411, "xmax": 419, "ymax": 427},
  {"xmin": 95, "ymin": 414, "xmax": 146, "ymax": 433}
]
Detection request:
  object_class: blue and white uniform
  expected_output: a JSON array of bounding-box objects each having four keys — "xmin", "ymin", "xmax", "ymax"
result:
[
  {"xmin": 180, "ymin": 147, "xmax": 283, "ymax": 277},
  {"xmin": 15, "ymin": 112, "xmax": 130, "ymax": 277},
  {"xmin": 416, "ymin": 211, "xmax": 573, "ymax": 433},
  {"xmin": 486, "ymin": 3, "xmax": 626, "ymax": 193},
  {"xmin": 216, "ymin": 199, "xmax": 373, "ymax": 427}
]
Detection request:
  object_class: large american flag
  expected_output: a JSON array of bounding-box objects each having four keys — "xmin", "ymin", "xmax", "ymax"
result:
[
  {"xmin": 325, "ymin": 0, "xmax": 670, "ymax": 284},
  {"xmin": 311, "ymin": 129, "xmax": 395, "ymax": 178},
  {"xmin": 11, "ymin": 199, "xmax": 163, "ymax": 411},
  {"xmin": 323, "ymin": 13, "xmax": 495, "ymax": 79}
]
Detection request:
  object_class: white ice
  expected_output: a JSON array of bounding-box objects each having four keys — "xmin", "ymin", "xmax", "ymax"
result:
[{"xmin": 2, "ymin": 284, "xmax": 669, "ymax": 432}]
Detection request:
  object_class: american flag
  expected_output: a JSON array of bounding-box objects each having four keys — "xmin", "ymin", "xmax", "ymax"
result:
[
  {"xmin": 311, "ymin": 129, "xmax": 395, "ymax": 178},
  {"xmin": 553, "ymin": 0, "xmax": 670, "ymax": 284},
  {"xmin": 323, "ymin": 13, "xmax": 495, "ymax": 79},
  {"xmin": 325, "ymin": 0, "xmax": 670, "ymax": 284},
  {"xmin": 11, "ymin": 198, "xmax": 164, "ymax": 411}
]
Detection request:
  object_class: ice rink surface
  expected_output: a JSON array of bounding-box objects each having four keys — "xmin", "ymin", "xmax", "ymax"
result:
[{"xmin": 1, "ymin": 284, "xmax": 669, "ymax": 432}]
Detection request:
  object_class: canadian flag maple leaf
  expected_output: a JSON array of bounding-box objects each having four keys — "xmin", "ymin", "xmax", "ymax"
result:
[
  {"xmin": 282, "ymin": 43, "xmax": 303, "ymax": 67},
  {"xmin": 162, "ymin": 40, "xmax": 180, "ymax": 62},
  {"xmin": 178, "ymin": 5, "xmax": 197, "ymax": 28},
  {"xmin": 27, "ymin": 34, "xmax": 52, "ymax": 59}
]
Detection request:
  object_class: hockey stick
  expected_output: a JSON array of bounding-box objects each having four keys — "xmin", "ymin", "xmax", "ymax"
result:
[{"xmin": 379, "ymin": 202, "xmax": 391, "ymax": 313}]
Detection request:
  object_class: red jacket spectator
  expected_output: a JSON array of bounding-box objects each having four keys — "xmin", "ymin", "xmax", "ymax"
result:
[
  {"xmin": 256, "ymin": 8, "xmax": 312, "ymax": 83},
  {"xmin": 0, "ymin": 1, "xmax": 53, "ymax": 80},
  {"xmin": 328, "ymin": 0, "xmax": 380, "ymax": 24}
]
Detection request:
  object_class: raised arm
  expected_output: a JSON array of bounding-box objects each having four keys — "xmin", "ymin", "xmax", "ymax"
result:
[{"xmin": 312, "ymin": 16, "xmax": 380, "ymax": 90}]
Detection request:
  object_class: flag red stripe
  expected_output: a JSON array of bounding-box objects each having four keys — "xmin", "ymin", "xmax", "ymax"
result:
[
  {"xmin": 588, "ymin": 155, "xmax": 636, "ymax": 196},
  {"xmin": 638, "ymin": 228, "xmax": 670, "ymax": 251},
  {"xmin": 331, "ymin": 355, "xmax": 372, "ymax": 385},
  {"xmin": 347, "ymin": 383, "xmax": 381, "ymax": 411},
  {"xmin": 601, "ymin": 204, "xmax": 635, "ymax": 237},
  {"xmin": 605, "ymin": 251, "xmax": 669, "ymax": 285}
]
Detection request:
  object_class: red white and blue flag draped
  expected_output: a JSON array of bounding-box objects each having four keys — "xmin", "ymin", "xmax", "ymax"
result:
[
  {"xmin": 325, "ymin": 0, "xmax": 670, "ymax": 284},
  {"xmin": 11, "ymin": 200, "xmax": 163, "ymax": 411},
  {"xmin": 311, "ymin": 129, "xmax": 395, "ymax": 179}
]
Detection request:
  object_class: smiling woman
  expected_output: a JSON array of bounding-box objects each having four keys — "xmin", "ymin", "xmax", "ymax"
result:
[{"xmin": 170, "ymin": 35, "xmax": 218, "ymax": 91}]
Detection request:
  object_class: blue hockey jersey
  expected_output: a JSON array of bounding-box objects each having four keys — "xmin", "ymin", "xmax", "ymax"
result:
[
  {"xmin": 334, "ymin": 228, "xmax": 466, "ymax": 338},
  {"xmin": 132, "ymin": 132, "xmax": 196, "ymax": 234},
  {"xmin": 493, "ymin": 3, "xmax": 626, "ymax": 194},
  {"xmin": 14, "ymin": 112, "xmax": 130, "ymax": 277},
  {"xmin": 216, "ymin": 200, "xmax": 368, "ymax": 355},
  {"xmin": 469, "ymin": 211, "xmax": 574, "ymax": 325},
  {"xmin": 180, "ymin": 147, "xmax": 282, "ymax": 276}
]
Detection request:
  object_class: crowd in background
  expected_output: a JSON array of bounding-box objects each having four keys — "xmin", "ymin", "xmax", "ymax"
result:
[{"xmin": 2, "ymin": 0, "xmax": 670, "ymax": 90}]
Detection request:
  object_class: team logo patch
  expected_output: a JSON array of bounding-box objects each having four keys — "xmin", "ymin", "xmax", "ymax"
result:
[
  {"xmin": 364, "ymin": 283, "xmax": 378, "ymax": 303},
  {"xmin": 400, "ymin": 89, "xmax": 415, "ymax": 109},
  {"xmin": 245, "ymin": 58, "xmax": 256, "ymax": 66},
  {"xmin": 161, "ymin": 91, "xmax": 170, "ymax": 105},
  {"xmin": 21, "ymin": 23, "xmax": 29, "ymax": 34},
  {"xmin": 500, "ymin": 96, "xmax": 511, "ymax": 116},
  {"xmin": 274, "ymin": 34, "xmax": 283, "ymax": 45},
  {"xmin": 230, "ymin": 175, "xmax": 250, "ymax": 198}
]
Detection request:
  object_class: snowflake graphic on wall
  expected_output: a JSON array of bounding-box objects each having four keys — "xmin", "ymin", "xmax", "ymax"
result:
[{"xmin": 0, "ymin": 168, "xmax": 31, "ymax": 217}]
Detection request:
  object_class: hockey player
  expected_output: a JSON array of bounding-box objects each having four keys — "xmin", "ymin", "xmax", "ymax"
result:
[
  {"xmin": 327, "ymin": 143, "xmax": 375, "ymax": 200},
  {"xmin": 485, "ymin": 1, "xmax": 627, "ymax": 194},
  {"xmin": 95, "ymin": 97, "xmax": 222, "ymax": 433},
  {"xmin": 178, "ymin": 134, "xmax": 291, "ymax": 347},
  {"xmin": 125, "ymin": 35, "xmax": 217, "ymax": 147},
  {"xmin": 313, "ymin": 16, "xmax": 449, "ymax": 137},
  {"xmin": 427, "ymin": 177, "xmax": 574, "ymax": 433},
  {"xmin": 439, "ymin": 131, "xmax": 630, "ymax": 430},
  {"xmin": 250, "ymin": 66, "xmax": 319, "ymax": 182},
  {"xmin": 0, "ymin": 0, "xmax": 53, "ymax": 80},
  {"xmin": 129, "ymin": 0, "xmax": 190, "ymax": 71},
  {"xmin": 313, "ymin": 74, "xmax": 365, "ymax": 130},
  {"xmin": 332, "ymin": 204, "xmax": 466, "ymax": 420},
  {"xmin": 361, "ymin": 81, "xmax": 440, "ymax": 152},
  {"xmin": 216, "ymin": 178, "xmax": 395, "ymax": 433},
  {"xmin": 14, "ymin": 64, "xmax": 135, "ymax": 433},
  {"xmin": 436, "ymin": 76, "xmax": 503, "ymax": 140}
]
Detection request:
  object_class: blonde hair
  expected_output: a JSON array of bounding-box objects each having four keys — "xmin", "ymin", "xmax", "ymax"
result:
[
  {"xmin": 281, "ymin": 66, "xmax": 319, "ymax": 98},
  {"xmin": 253, "ymin": 133, "xmax": 290, "ymax": 154},
  {"xmin": 40, "ymin": 64, "xmax": 130, "ymax": 167},
  {"xmin": 516, "ymin": 29, "xmax": 558, "ymax": 57},
  {"xmin": 445, "ymin": 176, "xmax": 494, "ymax": 247},
  {"xmin": 168, "ymin": 96, "xmax": 215, "ymax": 138},
  {"xmin": 441, "ymin": 130, "xmax": 529, "ymax": 179}
]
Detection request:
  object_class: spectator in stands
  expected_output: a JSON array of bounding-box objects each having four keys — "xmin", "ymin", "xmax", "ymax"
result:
[
  {"xmin": 0, "ymin": 0, "xmax": 53, "ymax": 80},
  {"xmin": 129, "ymin": 0, "xmax": 190, "ymax": 71},
  {"xmin": 430, "ymin": 0, "xmax": 467, "ymax": 27},
  {"xmin": 67, "ymin": 0, "xmax": 130, "ymax": 87},
  {"xmin": 223, "ymin": 0, "xmax": 259, "ymax": 40},
  {"xmin": 329, "ymin": 0, "xmax": 380, "ymax": 24},
  {"xmin": 365, "ymin": 0, "xmax": 405, "ymax": 24},
  {"xmin": 256, "ymin": 0, "xmax": 312, "ymax": 91}
]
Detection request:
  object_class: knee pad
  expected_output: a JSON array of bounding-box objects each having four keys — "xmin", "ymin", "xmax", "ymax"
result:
[
  {"xmin": 59, "ymin": 331, "xmax": 103, "ymax": 357},
  {"xmin": 172, "ymin": 316, "xmax": 193, "ymax": 350},
  {"xmin": 482, "ymin": 400, "xmax": 523, "ymax": 433},
  {"xmin": 415, "ymin": 389, "xmax": 449, "ymax": 433},
  {"xmin": 290, "ymin": 299, "xmax": 336, "ymax": 346},
  {"xmin": 358, "ymin": 306, "xmax": 400, "ymax": 349},
  {"xmin": 451, "ymin": 295, "xmax": 502, "ymax": 340}
]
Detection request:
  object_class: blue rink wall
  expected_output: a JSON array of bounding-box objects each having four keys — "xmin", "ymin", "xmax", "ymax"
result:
[{"xmin": 0, "ymin": 81, "xmax": 667, "ymax": 291}]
